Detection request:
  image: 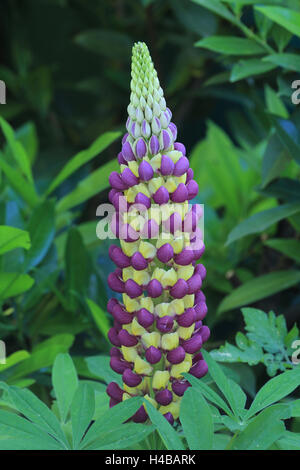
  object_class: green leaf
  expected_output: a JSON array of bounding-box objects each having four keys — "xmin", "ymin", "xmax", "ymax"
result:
[
  {"xmin": 246, "ymin": 367, "xmax": 300, "ymax": 419},
  {"xmin": 23, "ymin": 200, "xmax": 55, "ymax": 271},
  {"xmin": 255, "ymin": 6, "xmax": 300, "ymax": 38},
  {"xmin": 226, "ymin": 203, "xmax": 300, "ymax": 245},
  {"xmin": 191, "ymin": 0, "xmax": 238, "ymax": 24},
  {"xmin": 195, "ymin": 36, "xmax": 265, "ymax": 55},
  {"xmin": 65, "ymin": 228, "xmax": 89, "ymax": 311},
  {"xmin": 0, "ymin": 159, "xmax": 40, "ymax": 208},
  {"xmin": 0, "ymin": 226, "xmax": 31, "ymax": 255},
  {"xmin": 180, "ymin": 387, "xmax": 213, "ymax": 450},
  {"xmin": 264, "ymin": 238, "xmax": 300, "ymax": 264},
  {"xmin": 86, "ymin": 298, "xmax": 110, "ymax": 338},
  {"xmin": 85, "ymin": 355, "xmax": 122, "ymax": 385},
  {"xmin": 183, "ymin": 373, "xmax": 233, "ymax": 416},
  {"xmin": 0, "ymin": 384, "xmax": 69, "ymax": 449},
  {"xmin": 57, "ymin": 158, "xmax": 118, "ymax": 213},
  {"xmin": 71, "ymin": 383, "xmax": 95, "ymax": 449},
  {"xmin": 230, "ymin": 59, "xmax": 276, "ymax": 82},
  {"xmin": 276, "ymin": 431, "xmax": 300, "ymax": 451},
  {"xmin": 4, "ymin": 334, "xmax": 74, "ymax": 383},
  {"xmin": 80, "ymin": 397, "xmax": 144, "ymax": 449},
  {"xmin": 75, "ymin": 30, "xmax": 132, "ymax": 60},
  {"xmin": 263, "ymin": 53, "xmax": 300, "ymax": 73},
  {"xmin": 261, "ymin": 134, "xmax": 290, "ymax": 188},
  {"xmin": 45, "ymin": 131, "xmax": 120, "ymax": 195},
  {"xmin": 52, "ymin": 353, "xmax": 78, "ymax": 423},
  {"xmin": 0, "ymin": 116, "xmax": 33, "ymax": 183},
  {"xmin": 260, "ymin": 178, "xmax": 300, "ymax": 203},
  {"xmin": 210, "ymin": 340, "xmax": 263, "ymax": 366},
  {"xmin": 232, "ymin": 405, "xmax": 286, "ymax": 450},
  {"xmin": 83, "ymin": 423, "xmax": 155, "ymax": 450},
  {"xmin": 0, "ymin": 272, "xmax": 34, "ymax": 300},
  {"xmin": 0, "ymin": 410, "xmax": 65, "ymax": 450},
  {"xmin": 202, "ymin": 350, "xmax": 241, "ymax": 417},
  {"xmin": 265, "ymin": 85, "xmax": 288, "ymax": 118},
  {"xmin": 271, "ymin": 118, "xmax": 300, "ymax": 165},
  {"xmin": 218, "ymin": 271, "xmax": 300, "ymax": 314},
  {"xmin": 144, "ymin": 400, "xmax": 185, "ymax": 450}
]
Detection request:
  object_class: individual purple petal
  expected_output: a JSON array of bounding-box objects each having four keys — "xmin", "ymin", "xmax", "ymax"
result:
[
  {"xmin": 107, "ymin": 382, "xmax": 124, "ymax": 401},
  {"xmin": 171, "ymin": 183, "xmax": 188, "ymax": 203},
  {"xmin": 107, "ymin": 298, "xmax": 118, "ymax": 315},
  {"xmin": 145, "ymin": 346, "xmax": 162, "ymax": 364},
  {"xmin": 147, "ymin": 279, "xmax": 163, "ymax": 298},
  {"xmin": 164, "ymin": 212, "xmax": 182, "ymax": 234},
  {"xmin": 118, "ymin": 151, "xmax": 127, "ymax": 165},
  {"xmin": 135, "ymin": 138, "xmax": 147, "ymax": 159},
  {"xmin": 155, "ymin": 389, "xmax": 173, "ymax": 406},
  {"xmin": 170, "ymin": 279, "xmax": 188, "ymax": 299},
  {"xmin": 168, "ymin": 123, "xmax": 177, "ymax": 141},
  {"xmin": 156, "ymin": 315, "xmax": 174, "ymax": 333},
  {"xmin": 160, "ymin": 154, "xmax": 175, "ymax": 176},
  {"xmin": 182, "ymin": 333, "xmax": 202, "ymax": 354},
  {"xmin": 108, "ymin": 327, "xmax": 121, "ymax": 347},
  {"xmin": 149, "ymin": 135, "xmax": 160, "ymax": 156},
  {"xmin": 166, "ymin": 346, "xmax": 185, "ymax": 364},
  {"xmin": 190, "ymin": 359, "xmax": 208, "ymax": 378},
  {"xmin": 108, "ymin": 272, "xmax": 125, "ymax": 293},
  {"xmin": 110, "ymin": 347, "xmax": 122, "ymax": 358},
  {"xmin": 174, "ymin": 142, "xmax": 186, "ymax": 155},
  {"xmin": 110, "ymin": 246, "xmax": 131, "ymax": 268},
  {"xmin": 134, "ymin": 192, "xmax": 151, "ymax": 210},
  {"xmin": 163, "ymin": 412, "xmax": 174, "ymax": 425},
  {"xmin": 131, "ymin": 252, "xmax": 148, "ymax": 270},
  {"xmin": 193, "ymin": 242, "xmax": 205, "ymax": 261},
  {"xmin": 141, "ymin": 219, "xmax": 159, "ymax": 238},
  {"xmin": 177, "ymin": 307, "xmax": 196, "ymax": 327},
  {"xmin": 194, "ymin": 301, "xmax": 207, "ymax": 321},
  {"xmin": 174, "ymin": 248, "xmax": 194, "ymax": 266},
  {"xmin": 137, "ymin": 308, "xmax": 155, "ymax": 328},
  {"xmin": 138, "ymin": 160, "xmax": 154, "ymax": 181},
  {"xmin": 121, "ymin": 167, "xmax": 139, "ymax": 187},
  {"xmin": 187, "ymin": 274, "xmax": 202, "ymax": 294},
  {"xmin": 161, "ymin": 129, "xmax": 171, "ymax": 150},
  {"xmin": 112, "ymin": 304, "xmax": 132, "ymax": 324},
  {"xmin": 195, "ymin": 290, "xmax": 206, "ymax": 303},
  {"xmin": 195, "ymin": 264, "xmax": 206, "ymax": 280},
  {"xmin": 122, "ymin": 141, "xmax": 135, "ymax": 161},
  {"xmin": 123, "ymin": 368, "xmax": 142, "ymax": 387},
  {"xmin": 110, "ymin": 356, "xmax": 133, "ymax": 374},
  {"xmin": 109, "ymin": 171, "xmax": 128, "ymax": 191},
  {"xmin": 186, "ymin": 167, "xmax": 194, "ymax": 182},
  {"xmin": 109, "ymin": 397, "xmax": 120, "ymax": 408},
  {"xmin": 173, "ymin": 156, "xmax": 189, "ymax": 177},
  {"xmin": 200, "ymin": 325, "xmax": 210, "ymax": 343},
  {"xmin": 125, "ymin": 279, "xmax": 143, "ymax": 298},
  {"xmin": 172, "ymin": 380, "xmax": 190, "ymax": 397},
  {"xmin": 132, "ymin": 405, "xmax": 148, "ymax": 423},
  {"xmin": 187, "ymin": 180, "xmax": 199, "ymax": 200},
  {"xmin": 156, "ymin": 243, "xmax": 174, "ymax": 263},
  {"xmin": 153, "ymin": 186, "xmax": 169, "ymax": 205},
  {"xmin": 122, "ymin": 133, "xmax": 129, "ymax": 145}
]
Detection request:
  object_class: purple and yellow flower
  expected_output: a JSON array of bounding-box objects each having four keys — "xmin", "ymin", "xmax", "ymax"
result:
[{"xmin": 106, "ymin": 42, "xmax": 209, "ymax": 424}]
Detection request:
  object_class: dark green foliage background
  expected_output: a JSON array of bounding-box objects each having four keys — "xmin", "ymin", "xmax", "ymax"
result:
[{"xmin": 0, "ymin": 0, "xmax": 299, "ymax": 450}]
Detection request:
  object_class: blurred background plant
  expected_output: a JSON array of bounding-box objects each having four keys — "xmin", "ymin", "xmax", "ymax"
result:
[{"xmin": 0, "ymin": 0, "xmax": 299, "ymax": 449}]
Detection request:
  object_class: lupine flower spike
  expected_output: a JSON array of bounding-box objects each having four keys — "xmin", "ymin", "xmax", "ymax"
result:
[{"xmin": 106, "ymin": 42, "xmax": 209, "ymax": 425}]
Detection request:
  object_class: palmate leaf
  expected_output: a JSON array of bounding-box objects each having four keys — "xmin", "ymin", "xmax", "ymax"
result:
[
  {"xmin": 210, "ymin": 338, "xmax": 264, "ymax": 365},
  {"xmin": 83, "ymin": 423, "xmax": 155, "ymax": 451},
  {"xmin": 232, "ymin": 405, "xmax": 286, "ymax": 450},
  {"xmin": 0, "ymin": 383, "xmax": 69, "ymax": 449}
]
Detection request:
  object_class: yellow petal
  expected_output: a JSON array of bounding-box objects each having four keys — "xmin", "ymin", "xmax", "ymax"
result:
[
  {"xmin": 121, "ymin": 346, "xmax": 138, "ymax": 362},
  {"xmin": 161, "ymin": 332, "xmax": 179, "ymax": 351},
  {"xmin": 152, "ymin": 370, "xmax": 170, "ymax": 389},
  {"xmin": 177, "ymin": 324, "xmax": 195, "ymax": 340},
  {"xmin": 134, "ymin": 356, "xmax": 153, "ymax": 375},
  {"xmin": 142, "ymin": 331, "xmax": 161, "ymax": 348}
]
